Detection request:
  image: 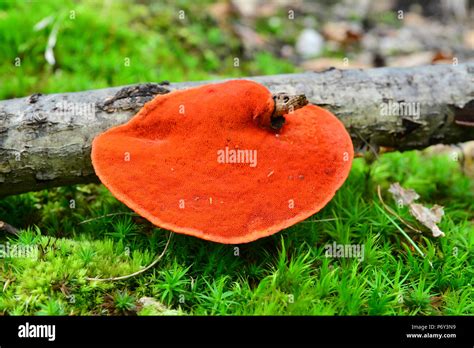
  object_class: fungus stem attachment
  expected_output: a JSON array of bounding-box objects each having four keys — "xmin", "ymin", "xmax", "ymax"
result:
[{"xmin": 270, "ymin": 93, "xmax": 308, "ymax": 130}]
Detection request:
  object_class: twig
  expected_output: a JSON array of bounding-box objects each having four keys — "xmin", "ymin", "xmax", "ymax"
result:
[
  {"xmin": 0, "ymin": 221, "xmax": 19, "ymax": 236},
  {"xmin": 85, "ymin": 232, "xmax": 172, "ymax": 282},
  {"xmin": 78, "ymin": 212, "xmax": 139, "ymax": 225},
  {"xmin": 376, "ymin": 185, "xmax": 423, "ymax": 234}
]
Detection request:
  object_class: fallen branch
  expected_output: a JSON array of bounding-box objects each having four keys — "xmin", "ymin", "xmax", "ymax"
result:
[{"xmin": 0, "ymin": 63, "xmax": 473, "ymax": 196}]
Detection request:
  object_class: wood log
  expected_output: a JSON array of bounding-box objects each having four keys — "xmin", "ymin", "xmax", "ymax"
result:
[{"xmin": 0, "ymin": 63, "xmax": 473, "ymax": 196}]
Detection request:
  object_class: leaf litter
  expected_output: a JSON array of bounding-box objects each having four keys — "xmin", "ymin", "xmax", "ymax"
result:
[{"xmin": 388, "ymin": 182, "xmax": 445, "ymax": 237}]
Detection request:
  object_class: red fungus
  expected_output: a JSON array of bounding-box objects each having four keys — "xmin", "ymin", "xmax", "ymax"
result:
[{"xmin": 91, "ymin": 80, "xmax": 353, "ymax": 244}]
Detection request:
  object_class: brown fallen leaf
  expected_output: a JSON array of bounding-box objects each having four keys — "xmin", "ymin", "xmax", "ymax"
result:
[
  {"xmin": 388, "ymin": 182, "xmax": 445, "ymax": 238},
  {"xmin": 388, "ymin": 182, "xmax": 420, "ymax": 206},
  {"xmin": 432, "ymin": 50, "xmax": 454, "ymax": 65},
  {"xmin": 409, "ymin": 203, "xmax": 445, "ymax": 238}
]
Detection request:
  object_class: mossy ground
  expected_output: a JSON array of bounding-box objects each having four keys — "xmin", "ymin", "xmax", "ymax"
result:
[
  {"xmin": 0, "ymin": 0, "xmax": 472, "ymax": 316},
  {"xmin": 1, "ymin": 152, "xmax": 472, "ymax": 315}
]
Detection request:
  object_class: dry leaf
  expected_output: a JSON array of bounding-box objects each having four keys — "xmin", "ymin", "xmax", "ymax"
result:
[
  {"xmin": 387, "ymin": 182, "xmax": 445, "ymax": 238},
  {"xmin": 432, "ymin": 50, "xmax": 454, "ymax": 65},
  {"xmin": 409, "ymin": 203, "xmax": 445, "ymax": 237},
  {"xmin": 388, "ymin": 182, "xmax": 420, "ymax": 206}
]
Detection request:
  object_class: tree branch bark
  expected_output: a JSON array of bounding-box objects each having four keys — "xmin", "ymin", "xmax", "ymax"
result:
[{"xmin": 0, "ymin": 63, "xmax": 473, "ymax": 196}]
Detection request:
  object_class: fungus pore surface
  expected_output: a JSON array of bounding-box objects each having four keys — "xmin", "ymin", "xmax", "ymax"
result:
[{"xmin": 91, "ymin": 80, "xmax": 354, "ymax": 244}]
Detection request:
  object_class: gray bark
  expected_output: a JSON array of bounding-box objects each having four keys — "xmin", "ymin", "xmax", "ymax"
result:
[{"xmin": 0, "ymin": 63, "xmax": 473, "ymax": 197}]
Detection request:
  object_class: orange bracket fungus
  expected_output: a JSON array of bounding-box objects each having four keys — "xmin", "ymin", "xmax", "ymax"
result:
[{"xmin": 91, "ymin": 80, "xmax": 354, "ymax": 244}]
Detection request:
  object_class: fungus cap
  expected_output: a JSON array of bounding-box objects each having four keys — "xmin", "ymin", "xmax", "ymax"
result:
[{"xmin": 91, "ymin": 80, "xmax": 353, "ymax": 244}]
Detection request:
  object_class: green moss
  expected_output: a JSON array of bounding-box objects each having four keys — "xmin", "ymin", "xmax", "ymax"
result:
[
  {"xmin": 0, "ymin": 1, "xmax": 472, "ymax": 316},
  {"xmin": 1, "ymin": 151, "xmax": 472, "ymax": 315}
]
